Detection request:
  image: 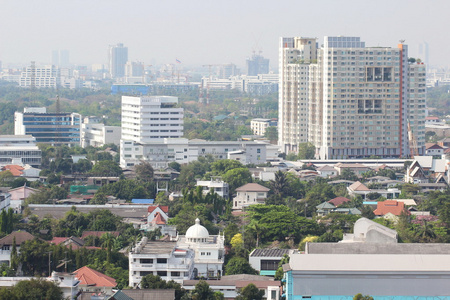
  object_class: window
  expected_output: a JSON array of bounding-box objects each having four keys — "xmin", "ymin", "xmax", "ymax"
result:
[
  {"xmin": 171, "ymin": 271, "xmax": 180, "ymax": 277},
  {"xmin": 157, "ymin": 258, "xmax": 167, "ymax": 264},
  {"xmin": 157, "ymin": 271, "xmax": 167, "ymax": 276},
  {"xmin": 140, "ymin": 271, "xmax": 152, "ymax": 276},
  {"xmin": 260, "ymin": 260, "xmax": 280, "ymax": 271},
  {"xmin": 140, "ymin": 259, "xmax": 153, "ymax": 264}
]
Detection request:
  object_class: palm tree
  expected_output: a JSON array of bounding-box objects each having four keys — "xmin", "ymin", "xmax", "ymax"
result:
[{"xmin": 271, "ymin": 171, "xmax": 288, "ymax": 196}]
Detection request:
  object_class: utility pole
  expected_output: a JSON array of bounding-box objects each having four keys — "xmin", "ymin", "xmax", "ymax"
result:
[{"xmin": 47, "ymin": 251, "xmax": 52, "ymax": 277}]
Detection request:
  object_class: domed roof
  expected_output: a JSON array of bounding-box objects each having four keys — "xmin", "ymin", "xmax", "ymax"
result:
[{"xmin": 185, "ymin": 218, "xmax": 209, "ymax": 239}]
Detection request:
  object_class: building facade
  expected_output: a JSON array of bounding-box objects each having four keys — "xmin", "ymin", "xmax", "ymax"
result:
[
  {"xmin": 19, "ymin": 64, "xmax": 60, "ymax": 88},
  {"xmin": 121, "ymin": 96, "xmax": 183, "ymax": 143},
  {"xmin": 279, "ymin": 36, "xmax": 426, "ymax": 159},
  {"xmin": 247, "ymin": 54, "xmax": 270, "ymax": 76},
  {"xmin": 251, "ymin": 118, "xmax": 277, "ymax": 136},
  {"xmin": 15, "ymin": 107, "xmax": 81, "ymax": 146},
  {"xmin": 81, "ymin": 122, "xmax": 121, "ymax": 148},
  {"xmin": 0, "ymin": 135, "xmax": 41, "ymax": 167},
  {"xmin": 109, "ymin": 43, "xmax": 128, "ymax": 78},
  {"xmin": 120, "ymin": 138, "xmax": 268, "ymax": 168}
]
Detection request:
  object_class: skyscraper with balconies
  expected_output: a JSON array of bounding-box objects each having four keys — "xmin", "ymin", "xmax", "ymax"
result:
[{"xmin": 279, "ymin": 36, "xmax": 426, "ymax": 159}]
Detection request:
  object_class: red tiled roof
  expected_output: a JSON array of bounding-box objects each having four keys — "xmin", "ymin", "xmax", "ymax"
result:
[
  {"xmin": 81, "ymin": 231, "xmax": 120, "ymax": 239},
  {"xmin": 2, "ymin": 165, "xmax": 24, "ymax": 177},
  {"xmin": 74, "ymin": 266, "xmax": 117, "ymax": 287},
  {"xmin": 50, "ymin": 237, "xmax": 68, "ymax": 245},
  {"xmin": 151, "ymin": 212, "xmax": 166, "ymax": 225},
  {"xmin": 148, "ymin": 205, "xmax": 169, "ymax": 213},
  {"xmin": 373, "ymin": 200, "xmax": 408, "ymax": 216},
  {"xmin": 328, "ymin": 196, "xmax": 351, "ymax": 207}
]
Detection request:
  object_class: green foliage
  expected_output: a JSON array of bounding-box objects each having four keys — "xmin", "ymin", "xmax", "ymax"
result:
[
  {"xmin": 140, "ymin": 274, "xmax": 186, "ymax": 300},
  {"xmin": 97, "ymin": 179, "xmax": 156, "ymax": 201},
  {"xmin": 187, "ymin": 280, "xmax": 223, "ymax": 300},
  {"xmin": 211, "ymin": 159, "xmax": 243, "ymax": 175},
  {"xmin": 0, "ymin": 278, "xmax": 64, "ymax": 300},
  {"xmin": 246, "ymin": 205, "xmax": 321, "ymax": 243},
  {"xmin": 274, "ymin": 254, "xmax": 289, "ymax": 280},
  {"xmin": 264, "ymin": 126, "xmax": 278, "ymax": 143},
  {"xmin": 297, "ymin": 142, "xmax": 315, "ymax": 160},
  {"xmin": 225, "ymin": 257, "xmax": 258, "ymax": 275},
  {"xmin": 222, "ymin": 167, "xmax": 252, "ymax": 195},
  {"xmin": 353, "ymin": 293, "xmax": 374, "ymax": 300},
  {"xmin": 134, "ymin": 161, "xmax": 154, "ymax": 182},
  {"xmin": 236, "ymin": 283, "xmax": 265, "ymax": 300},
  {"xmin": 90, "ymin": 160, "xmax": 122, "ymax": 176}
]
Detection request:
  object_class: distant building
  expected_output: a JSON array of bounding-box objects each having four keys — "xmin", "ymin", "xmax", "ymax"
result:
[
  {"xmin": 232, "ymin": 183, "xmax": 270, "ymax": 210},
  {"xmin": 196, "ymin": 177, "xmax": 229, "ymax": 199},
  {"xmin": 0, "ymin": 231, "xmax": 35, "ymax": 265},
  {"xmin": 219, "ymin": 64, "xmax": 239, "ymax": 79},
  {"xmin": 109, "ymin": 43, "xmax": 128, "ymax": 78},
  {"xmin": 247, "ymin": 54, "xmax": 269, "ymax": 76},
  {"xmin": 250, "ymin": 118, "xmax": 277, "ymax": 136},
  {"xmin": 121, "ymin": 96, "xmax": 183, "ymax": 143},
  {"xmin": 81, "ymin": 121, "xmax": 121, "ymax": 148},
  {"xmin": 15, "ymin": 107, "xmax": 81, "ymax": 147},
  {"xmin": 19, "ymin": 64, "xmax": 60, "ymax": 88},
  {"xmin": 0, "ymin": 135, "xmax": 41, "ymax": 167}
]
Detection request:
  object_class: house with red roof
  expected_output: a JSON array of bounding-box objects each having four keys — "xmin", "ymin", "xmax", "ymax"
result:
[
  {"xmin": 328, "ymin": 197, "xmax": 351, "ymax": 207},
  {"xmin": 373, "ymin": 200, "xmax": 409, "ymax": 216},
  {"xmin": 142, "ymin": 206, "xmax": 176, "ymax": 237},
  {"xmin": 74, "ymin": 266, "xmax": 117, "ymax": 295}
]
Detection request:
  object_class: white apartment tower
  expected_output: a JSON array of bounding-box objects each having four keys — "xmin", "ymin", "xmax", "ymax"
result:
[
  {"xmin": 278, "ymin": 37, "xmax": 317, "ymax": 153},
  {"xmin": 121, "ymin": 96, "xmax": 184, "ymax": 143},
  {"xmin": 279, "ymin": 36, "xmax": 426, "ymax": 159}
]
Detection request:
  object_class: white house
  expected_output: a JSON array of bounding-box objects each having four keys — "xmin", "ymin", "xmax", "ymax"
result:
[
  {"xmin": 196, "ymin": 177, "xmax": 229, "ymax": 199},
  {"xmin": 232, "ymin": 183, "xmax": 270, "ymax": 210}
]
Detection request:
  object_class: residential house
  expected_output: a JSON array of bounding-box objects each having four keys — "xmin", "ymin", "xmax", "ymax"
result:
[
  {"xmin": 249, "ymin": 249, "xmax": 295, "ymax": 276},
  {"xmin": 232, "ymin": 183, "xmax": 270, "ymax": 210},
  {"xmin": 317, "ymin": 165, "xmax": 337, "ymax": 178},
  {"xmin": 316, "ymin": 202, "xmax": 361, "ymax": 217},
  {"xmin": 0, "ymin": 231, "xmax": 35, "ymax": 265},
  {"xmin": 8, "ymin": 185, "xmax": 39, "ymax": 213},
  {"xmin": 347, "ymin": 181, "xmax": 400, "ymax": 199},
  {"xmin": 334, "ymin": 163, "xmax": 371, "ymax": 176},
  {"xmin": 74, "ymin": 266, "xmax": 117, "ymax": 295},
  {"xmin": 373, "ymin": 200, "xmax": 408, "ymax": 217},
  {"xmin": 425, "ymin": 143, "xmax": 445, "ymax": 156},
  {"xmin": 328, "ymin": 197, "xmax": 351, "ymax": 207},
  {"xmin": 196, "ymin": 177, "xmax": 229, "ymax": 199}
]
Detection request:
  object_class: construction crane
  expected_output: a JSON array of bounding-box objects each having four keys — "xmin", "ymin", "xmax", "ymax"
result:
[
  {"xmin": 201, "ymin": 64, "xmax": 221, "ymax": 104},
  {"xmin": 407, "ymin": 119, "xmax": 419, "ymax": 158}
]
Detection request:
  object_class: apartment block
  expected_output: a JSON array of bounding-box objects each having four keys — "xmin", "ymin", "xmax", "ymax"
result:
[{"xmin": 279, "ymin": 36, "xmax": 426, "ymax": 158}]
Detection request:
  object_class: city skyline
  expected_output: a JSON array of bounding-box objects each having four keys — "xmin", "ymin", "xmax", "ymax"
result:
[{"xmin": 0, "ymin": 0, "xmax": 449, "ymax": 69}]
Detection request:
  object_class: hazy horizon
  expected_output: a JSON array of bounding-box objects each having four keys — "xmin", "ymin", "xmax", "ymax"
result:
[{"xmin": 1, "ymin": 0, "xmax": 449, "ymax": 70}]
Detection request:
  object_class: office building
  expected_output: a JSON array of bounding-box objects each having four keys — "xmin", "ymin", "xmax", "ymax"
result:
[
  {"xmin": 14, "ymin": 107, "xmax": 81, "ymax": 146},
  {"xmin": 247, "ymin": 54, "xmax": 270, "ymax": 76},
  {"xmin": 0, "ymin": 135, "xmax": 41, "ymax": 167},
  {"xmin": 279, "ymin": 36, "xmax": 426, "ymax": 158},
  {"xmin": 109, "ymin": 43, "xmax": 128, "ymax": 78},
  {"xmin": 52, "ymin": 50, "xmax": 70, "ymax": 67},
  {"xmin": 121, "ymin": 96, "xmax": 183, "ymax": 143},
  {"xmin": 81, "ymin": 117, "xmax": 121, "ymax": 148},
  {"xmin": 19, "ymin": 64, "xmax": 60, "ymax": 88},
  {"xmin": 219, "ymin": 63, "xmax": 239, "ymax": 79}
]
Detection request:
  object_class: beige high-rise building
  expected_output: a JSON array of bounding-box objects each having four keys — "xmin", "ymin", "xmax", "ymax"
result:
[{"xmin": 279, "ymin": 36, "xmax": 426, "ymax": 159}]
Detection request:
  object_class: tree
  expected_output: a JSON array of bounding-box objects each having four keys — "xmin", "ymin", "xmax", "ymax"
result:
[
  {"xmin": 236, "ymin": 283, "xmax": 265, "ymax": 300},
  {"xmin": 225, "ymin": 257, "xmax": 258, "ymax": 275},
  {"xmin": 270, "ymin": 170, "xmax": 288, "ymax": 196},
  {"xmin": 222, "ymin": 168, "xmax": 252, "ymax": 195},
  {"xmin": 353, "ymin": 294, "xmax": 374, "ymax": 300},
  {"xmin": 90, "ymin": 160, "xmax": 122, "ymax": 176},
  {"xmin": 91, "ymin": 192, "xmax": 108, "ymax": 205},
  {"xmin": 297, "ymin": 142, "xmax": 315, "ymax": 159},
  {"xmin": 12, "ymin": 278, "xmax": 63, "ymax": 300},
  {"xmin": 264, "ymin": 126, "xmax": 278, "ymax": 143},
  {"xmin": 134, "ymin": 161, "xmax": 154, "ymax": 182},
  {"xmin": 211, "ymin": 159, "xmax": 243, "ymax": 175},
  {"xmin": 190, "ymin": 280, "xmax": 221, "ymax": 300},
  {"xmin": 168, "ymin": 161, "xmax": 181, "ymax": 172}
]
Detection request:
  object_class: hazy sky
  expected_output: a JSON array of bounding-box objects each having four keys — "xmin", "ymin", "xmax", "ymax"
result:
[{"xmin": 1, "ymin": 0, "xmax": 449, "ymax": 69}]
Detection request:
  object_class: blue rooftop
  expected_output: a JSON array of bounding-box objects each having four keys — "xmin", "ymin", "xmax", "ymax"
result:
[{"xmin": 131, "ymin": 199, "xmax": 154, "ymax": 204}]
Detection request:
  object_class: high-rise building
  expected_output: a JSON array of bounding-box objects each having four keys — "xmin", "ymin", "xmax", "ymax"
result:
[
  {"xmin": 14, "ymin": 107, "xmax": 81, "ymax": 146},
  {"xmin": 52, "ymin": 50, "xmax": 70, "ymax": 67},
  {"xmin": 247, "ymin": 54, "xmax": 269, "ymax": 76},
  {"xmin": 279, "ymin": 36, "xmax": 426, "ymax": 159},
  {"xmin": 109, "ymin": 43, "xmax": 128, "ymax": 78},
  {"xmin": 121, "ymin": 96, "xmax": 184, "ymax": 143}
]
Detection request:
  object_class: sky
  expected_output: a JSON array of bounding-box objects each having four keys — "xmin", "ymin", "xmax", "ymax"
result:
[{"xmin": 0, "ymin": 0, "xmax": 449, "ymax": 70}]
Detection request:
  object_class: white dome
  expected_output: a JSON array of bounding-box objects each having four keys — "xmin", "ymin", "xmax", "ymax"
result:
[{"xmin": 185, "ymin": 218, "xmax": 209, "ymax": 240}]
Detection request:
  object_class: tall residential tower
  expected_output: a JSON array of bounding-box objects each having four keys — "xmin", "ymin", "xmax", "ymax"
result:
[
  {"xmin": 109, "ymin": 43, "xmax": 128, "ymax": 78},
  {"xmin": 279, "ymin": 36, "xmax": 426, "ymax": 159}
]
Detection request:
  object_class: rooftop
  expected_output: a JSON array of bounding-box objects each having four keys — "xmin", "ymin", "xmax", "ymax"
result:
[{"xmin": 250, "ymin": 248, "xmax": 293, "ymax": 258}]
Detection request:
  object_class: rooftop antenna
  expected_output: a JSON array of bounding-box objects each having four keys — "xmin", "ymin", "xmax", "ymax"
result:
[
  {"xmin": 399, "ymin": 39, "xmax": 406, "ymax": 44},
  {"xmin": 57, "ymin": 251, "xmax": 71, "ymax": 273}
]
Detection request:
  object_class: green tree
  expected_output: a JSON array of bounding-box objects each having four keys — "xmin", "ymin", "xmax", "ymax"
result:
[
  {"xmin": 190, "ymin": 280, "xmax": 221, "ymax": 300},
  {"xmin": 134, "ymin": 161, "xmax": 154, "ymax": 182},
  {"xmin": 297, "ymin": 142, "xmax": 315, "ymax": 159},
  {"xmin": 211, "ymin": 159, "xmax": 243, "ymax": 175},
  {"xmin": 91, "ymin": 192, "xmax": 108, "ymax": 205},
  {"xmin": 264, "ymin": 126, "xmax": 278, "ymax": 143},
  {"xmin": 90, "ymin": 160, "xmax": 122, "ymax": 176},
  {"xmin": 236, "ymin": 283, "xmax": 265, "ymax": 300},
  {"xmin": 9, "ymin": 278, "xmax": 63, "ymax": 300},
  {"xmin": 353, "ymin": 293, "xmax": 374, "ymax": 300},
  {"xmin": 222, "ymin": 167, "xmax": 252, "ymax": 195},
  {"xmin": 225, "ymin": 257, "xmax": 258, "ymax": 275}
]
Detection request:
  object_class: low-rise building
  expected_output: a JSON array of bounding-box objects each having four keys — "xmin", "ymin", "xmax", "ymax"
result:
[
  {"xmin": 196, "ymin": 177, "xmax": 229, "ymax": 199},
  {"xmin": 249, "ymin": 249, "xmax": 295, "ymax": 276},
  {"xmin": 74, "ymin": 266, "xmax": 117, "ymax": 295},
  {"xmin": 232, "ymin": 183, "xmax": 270, "ymax": 210},
  {"xmin": 81, "ymin": 122, "xmax": 121, "ymax": 148},
  {"xmin": 0, "ymin": 231, "xmax": 35, "ymax": 265},
  {"xmin": 0, "ymin": 135, "xmax": 41, "ymax": 167},
  {"xmin": 250, "ymin": 119, "xmax": 277, "ymax": 136}
]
